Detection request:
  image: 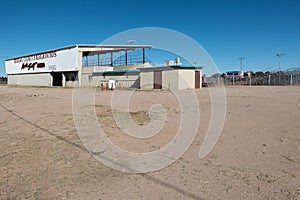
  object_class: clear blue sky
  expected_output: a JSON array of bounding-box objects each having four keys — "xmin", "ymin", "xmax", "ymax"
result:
[{"xmin": 1, "ymin": 0, "xmax": 299, "ymax": 76}]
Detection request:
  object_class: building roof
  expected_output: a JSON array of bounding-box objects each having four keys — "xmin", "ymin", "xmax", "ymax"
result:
[{"xmin": 5, "ymin": 44, "xmax": 152, "ymax": 61}]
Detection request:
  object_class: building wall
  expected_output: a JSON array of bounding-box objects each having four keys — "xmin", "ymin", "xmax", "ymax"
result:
[
  {"xmin": 78, "ymin": 51, "xmax": 83, "ymax": 87},
  {"xmin": 81, "ymin": 74, "xmax": 92, "ymax": 87},
  {"xmin": 8, "ymin": 73, "xmax": 52, "ymax": 86},
  {"xmin": 82, "ymin": 66, "xmax": 113, "ymax": 74},
  {"xmin": 140, "ymin": 71, "xmax": 154, "ymax": 90},
  {"xmin": 90, "ymin": 75, "xmax": 140, "ymax": 88},
  {"xmin": 113, "ymin": 64, "xmax": 141, "ymax": 71},
  {"xmin": 5, "ymin": 47, "xmax": 79, "ymax": 75},
  {"xmin": 199, "ymin": 70, "xmax": 203, "ymax": 89},
  {"xmin": 178, "ymin": 70, "xmax": 195, "ymax": 89},
  {"xmin": 162, "ymin": 70, "xmax": 178, "ymax": 89},
  {"xmin": 81, "ymin": 64, "xmax": 152, "ymax": 87},
  {"xmin": 81, "ymin": 66, "xmax": 114, "ymax": 87},
  {"xmin": 65, "ymin": 81, "xmax": 78, "ymax": 87},
  {"xmin": 113, "ymin": 63, "xmax": 153, "ymax": 71},
  {"xmin": 140, "ymin": 68, "xmax": 202, "ymax": 90}
]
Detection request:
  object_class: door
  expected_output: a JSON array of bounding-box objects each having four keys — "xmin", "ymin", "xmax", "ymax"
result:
[
  {"xmin": 153, "ymin": 71, "xmax": 162, "ymax": 89},
  {"xmin": 51, "ymin": 72, "xmax": 63, "ymax": 86},
  {"xmin": 195, "ymin": 70, "xmax": 200, "ymax": 88}
]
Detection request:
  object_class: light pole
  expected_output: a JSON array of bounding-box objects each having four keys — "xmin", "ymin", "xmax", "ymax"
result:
[
  {"xmin": 238, "ymin": 57, "xmax": 245, "ymax": 73},
  {"xmin": 275, "ymin": 53, "xmax": 285, "ymax": 71},
  {"xmin": 275, "ymin": 53, "xmax": 285, "ymax": 85},
  {"xmin": 238, "ymin": 57, "xmax": 245, "ymax": 83}
]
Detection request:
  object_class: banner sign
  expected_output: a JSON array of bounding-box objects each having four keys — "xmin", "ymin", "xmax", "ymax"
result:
[
  {"xmin": 14, "ymin": 52, "xmax": 57, "ymax": 63},
  {"xmin": 5, "ymin": 47, "xmax": 78, "ymax": 74}
]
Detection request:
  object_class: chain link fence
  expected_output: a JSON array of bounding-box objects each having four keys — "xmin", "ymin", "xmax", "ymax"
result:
[
  {"xmin": 249, "ymin": 72, "xmax": 300, "ymax": 85},
  {"xmin": 203, "ymin": 68, "xmax": 300, "ymax": 86}
]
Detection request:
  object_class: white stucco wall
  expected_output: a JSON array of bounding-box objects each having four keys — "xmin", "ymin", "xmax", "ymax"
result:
[
  {"xmin": 140, "ymin": 71, "xmax": 154, "ymax": 90},
  {"xmin": 162, "ymin": 70, "xmax": 178, "ymax": 89},
  {"xmin": 5, "ymin": 47, "xmax": 78, "ymax": 75},
  {"xmin": 8, "ymin": 73, "xmax": 52, "ymax": 86},
  {"xmin": 94, "ymin": 75, "xmax": 140, "ymax": 89},
  {"xmin": 82, "ymin": 66, "xmax": 113, "ymax": 74},
  {"xmin": 65, "ymin": 81, "xmax": 78, "ymax": 87},
  {"xmin": 140, "ymin": 68, "xmax": 202, "ymax": 90},
  {"xmin": 178, "ymin": 70, "xmax": 195, "ymax": 89}
]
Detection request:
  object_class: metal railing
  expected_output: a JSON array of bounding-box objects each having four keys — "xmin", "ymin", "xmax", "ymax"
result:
[
  {"xmin": 82, "ymin": 53, "xmax": 148, "ymax": 67},
  {"xmin": 204, "ymin": 68, "xmax": 300, "ymax": 86}
]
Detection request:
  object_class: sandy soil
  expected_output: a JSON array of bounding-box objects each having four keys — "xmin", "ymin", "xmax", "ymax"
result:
[{"xmin": 0, "ymin": 85, "xmax": 299, "ymax": 200}]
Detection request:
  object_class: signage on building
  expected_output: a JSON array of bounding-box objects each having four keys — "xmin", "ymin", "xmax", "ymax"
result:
[
  {"xmin": 14, "ymin": 52, "xmax": 57, "ymax": 63},
  {"xmin": 21, "ymin": 62, "xmax": 45, "ymax": 70},
  {"xmin": 5, "ymin": 47, "xmax": 78, "ymax": 75}
]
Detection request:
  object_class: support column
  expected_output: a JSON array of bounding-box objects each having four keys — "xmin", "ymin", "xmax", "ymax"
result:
[
  {"xmin": 249, "ymin": 75, "xmax": 252, "ymax": 86},
  {"xmin": 142, "ymin": 48, "xmax": 145, "ymax": 64},
  {"xmin": 62, "ymin": 73, "xmax": 66, "ymax": 87},
  {"xmin": 110, "ymin": 52, "xmax": 113, "ymax": 66},
  {"xmin": 78, "ymin": 51, "xmax": 83, "ymax": 87},
  {"xmin": 97, "ymin": 54, "xmax": 100, "ymax": 66},
  {"xmin": 125, "ymin": 50, "xmax": 128, "ymax": 65},
  {"xmin": 50, "ymin": 74, "xmax": 53, "ymax": 87}
]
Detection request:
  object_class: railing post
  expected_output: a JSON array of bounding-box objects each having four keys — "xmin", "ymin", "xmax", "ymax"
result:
[
  {"xmin": 142, "ymin": 48, "xmax": 145, "ymax": 64},
  {"xmin": 110, "ymin": 52, "xmax": 113, "ymax": 66}
]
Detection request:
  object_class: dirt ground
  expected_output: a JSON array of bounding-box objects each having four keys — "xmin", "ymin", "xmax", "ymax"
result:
[{"xmin": 0, "ymin": 85, "xmax": 299, "ymax": 200}]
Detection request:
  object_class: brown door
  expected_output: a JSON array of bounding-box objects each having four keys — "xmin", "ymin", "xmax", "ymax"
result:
[
  {"xmin": 195, "ymin": 71, "xmax": 200, "ymax": 88},
  {"xmin": 153, "ymin": 71, "xmax": 162, "ymax": 89}
]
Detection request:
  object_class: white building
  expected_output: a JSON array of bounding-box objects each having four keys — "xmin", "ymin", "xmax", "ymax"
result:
[
  {"xmin": 5, "ymin": 44, "xmax": 151, "ymax": 87},
  {"xmin": 5, "ymin": 44, "xmax": 202, "ymax": 90},
  {"xmin": 139, "ymin": 66, "xmax": 202, "ymax": 90}
]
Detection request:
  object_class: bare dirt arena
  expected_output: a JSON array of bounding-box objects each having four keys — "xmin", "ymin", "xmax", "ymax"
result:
[{"xmin": 0, "ymin": 85, "xmax": 299, "ymax": 200}]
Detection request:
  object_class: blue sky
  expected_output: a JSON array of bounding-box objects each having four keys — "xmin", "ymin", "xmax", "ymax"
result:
[{"xmin": 0, "ymin": 0, "xmax": 299, "ymax": 75}]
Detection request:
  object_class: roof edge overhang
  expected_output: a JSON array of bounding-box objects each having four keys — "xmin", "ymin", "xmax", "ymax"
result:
[
  {"xmin": 5, "ymin": 44, "xmax": 152, "ymax": 61},
  {"xmin": 78, "ymin": 44, "xmax": 152, "ymax": 49}
]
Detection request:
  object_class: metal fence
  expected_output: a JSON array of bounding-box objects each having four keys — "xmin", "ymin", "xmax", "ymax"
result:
[
  {"xmin": 204, "ymin": 68, "xmax": 300, "ymax": 86},
  {"xmin": 249, "ymin": 72, "xmax": 300, "ymax": 85}
]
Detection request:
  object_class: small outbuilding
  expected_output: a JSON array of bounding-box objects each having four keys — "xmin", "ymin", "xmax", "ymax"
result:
[{"xmin": 139, "ymin": 65, "xmax": 202, "ymax": 90}]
